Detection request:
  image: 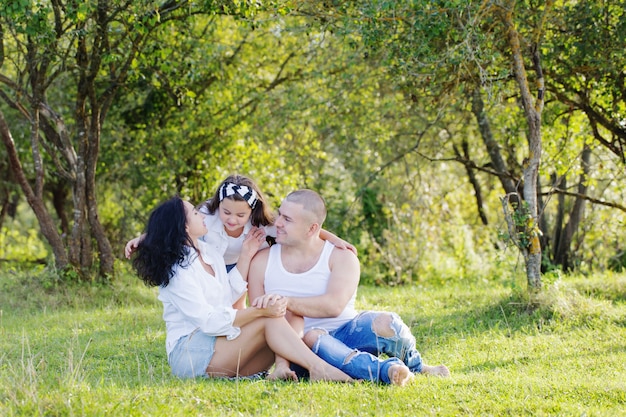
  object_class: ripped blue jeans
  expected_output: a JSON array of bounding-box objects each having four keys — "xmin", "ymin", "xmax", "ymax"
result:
[{"xmin": 309, "ymin": 311, "xmax": 423, "ymax": 384}]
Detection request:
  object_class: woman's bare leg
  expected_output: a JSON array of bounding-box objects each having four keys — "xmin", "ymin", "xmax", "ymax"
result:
[
  {"xmin": 206, "ymin": 318, "xmax": 274, "ymax": 377},
  {"xmin": 206, "ymin": 317, "xmax": 351, "ymax": 381},
  {"xmin": 268, "ymin": 312, "xmax": 305, "ymax": 381}
]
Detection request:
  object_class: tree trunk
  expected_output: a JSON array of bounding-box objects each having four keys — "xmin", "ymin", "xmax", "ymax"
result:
[
  {"xmin": 550, "ymin": 173, "xmax": 565, "ymax": 266},
  {"xmin": 500, "ymin": 2, "xmax": 546, "ymax": 291},
  {"xmin": 0, "ymin": 110, "xmax": 69, "ymax": 270},
  {"xmin": 454, "ymin": 139, "xmax": 489, "ymax": 225},
  {"xmin": 50, "ymin": 181, "xmax": 70, "ymax": 236},
  {"xmin": 553, "ymin": 144, "xmax": 590, "ymax": 270},
  {"xmin": 87, "ymin": 124, "xmax": 114, "ymax": 277},
  {"xmin": 68, "ymin": 152, "xmax": 88, "ymax": 269},
  {"xmin": 471, "ymin": 88, "xmax": 520, "ymax": 200},
  {"xmin": 0, "ymin": 195, "xmax": 7, "ymax": 230}
]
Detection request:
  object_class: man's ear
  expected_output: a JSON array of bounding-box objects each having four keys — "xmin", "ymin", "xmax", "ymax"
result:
[{"xmin": 308, "ymin": 222, "xmax": 320, "ymax": 236}]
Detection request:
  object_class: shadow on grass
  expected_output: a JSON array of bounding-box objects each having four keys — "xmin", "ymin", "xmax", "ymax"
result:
[
  {"xmin": 572, "ymin": 276, "xmax": 626, "ymax": 303},
  {"xmin": 458, "ymin": 342, "xmax": 626, "ymax": 374},
  {"xmin": 404, "ymin": 280, "xmax": 626, "ymax": 349},
  {"xmin": 0, "ymin": 264, "xmax": 158, "ymax": 315}
]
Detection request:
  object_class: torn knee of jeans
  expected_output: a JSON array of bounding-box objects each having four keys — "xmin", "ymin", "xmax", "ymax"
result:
[
  {"xmin": 309, "ymin": 327, "xmax": 329, "ymax": 336},
  {"xmin": 308, "ymin": 329, "xmax": 330, "ymax": 351},
  {"xmin": 372, "ymin": 313, "xmax": 396, "ymax": 338},
  {"xmin": 343, "ymin": 350, "xmax": 359, "ymax": 365}
]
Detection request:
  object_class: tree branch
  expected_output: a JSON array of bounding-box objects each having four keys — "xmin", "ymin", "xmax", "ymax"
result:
[{"xmin": 542, "ymin": 188, "xmax": 626, "ymax": 213}]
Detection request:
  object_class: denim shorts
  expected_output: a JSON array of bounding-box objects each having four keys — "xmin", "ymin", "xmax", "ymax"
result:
[{"xmin": 168, "ymin": 329, "xmax": 216, "ymax": 379}]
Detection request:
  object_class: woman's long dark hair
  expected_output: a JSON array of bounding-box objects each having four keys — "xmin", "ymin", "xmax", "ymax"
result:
[
  {"xmin": 132, "ymin": 196, "xmax": 194, "ymax": 287},
  {"xmin": 201, "ymin": 174, "xmax": 274, "ymax": 227}
]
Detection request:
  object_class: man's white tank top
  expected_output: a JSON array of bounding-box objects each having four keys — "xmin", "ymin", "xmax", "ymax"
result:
[{"xmin": 264, "ymin": 241, "xmax": 358, "ymax": 332}]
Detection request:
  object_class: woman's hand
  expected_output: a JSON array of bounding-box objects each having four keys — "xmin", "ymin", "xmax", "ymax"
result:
[{"xmin": 252, "ymin": 294, "xmax": 287, "ymax": 318}]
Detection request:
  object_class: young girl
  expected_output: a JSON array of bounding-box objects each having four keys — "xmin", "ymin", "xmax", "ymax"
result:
[
  {"xmin": 131, "ymin": 196, "xmax": 352, "ymax": 381},
  {"xmin": 125, "ymin": 174, "xmax": 355, "ymax": 308}
]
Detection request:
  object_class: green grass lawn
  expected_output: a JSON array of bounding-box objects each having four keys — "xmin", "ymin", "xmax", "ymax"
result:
[{"xmin": 1, "ymin": 265, "xmax": 625, "ymax": 416}]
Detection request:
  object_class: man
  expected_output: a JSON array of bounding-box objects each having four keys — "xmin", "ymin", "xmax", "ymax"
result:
[{"xmin": 248, "ymin": 189, "xmax": 449, "ymax": 385}]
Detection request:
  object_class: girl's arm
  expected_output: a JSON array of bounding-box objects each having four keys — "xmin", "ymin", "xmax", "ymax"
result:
[
  {"xmin": 124, "ymin": 233, "xmax": 146, "ymax": 259},
  {"xmin": 319, "ymin": 229, "xmax": 357, "ymax": 255},
  {"xmin": 233, "ymin": 227, "xmax": 266, "ymax": 281},
  {"xmin": 229, "ymin": 227, "xmax": 266, "ymax": 309}
]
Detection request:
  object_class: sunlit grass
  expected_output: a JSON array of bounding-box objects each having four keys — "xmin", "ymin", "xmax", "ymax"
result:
[{"xmin": 1, "ymin": 265, "xmax": 625, "ymax": 416}]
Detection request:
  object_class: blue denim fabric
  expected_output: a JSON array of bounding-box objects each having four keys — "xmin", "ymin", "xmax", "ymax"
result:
[
  {"xmin": 225, "ymin": 263, "xmax": 236, "ymax": 272},
  {"xmin": 311, "ymin": 311, "xmax": 423, "ymax": 383},
  {"xmin": 312, "ymin": 333, "xmax": 402, "ymax": 383},
  {"xmin": 168, "ymin": 329, "xmax": 216, "ymax": 379}
]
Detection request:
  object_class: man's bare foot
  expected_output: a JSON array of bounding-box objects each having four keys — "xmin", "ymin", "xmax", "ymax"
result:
[
  {"xmin": 267, "ymin": 365, "xmax": 298, "ymax": 381},
  {"xmin": 389, "ymin": 364, "xmax": 413, "ymax": 386},
  {"xmin": 420, "ymin": 364, "xmax": 450, "ymax": 377},
  {"xmin": 309, "ymin": 363, "xmax": 353, "ymax": 382}
]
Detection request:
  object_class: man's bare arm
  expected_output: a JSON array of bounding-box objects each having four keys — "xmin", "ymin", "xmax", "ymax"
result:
[{"xmin": 286, "ymin": 248, "xmax": 360, "ymax": 318}]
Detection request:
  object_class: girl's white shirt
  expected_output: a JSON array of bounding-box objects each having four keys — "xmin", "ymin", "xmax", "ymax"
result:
[
  {"xmin": 198, "ymin": 207, "xmax": 275, "ymax": 265},
  {"xmin": 158, "ymin": 240, "xmax": 248, "ymax": 356}
]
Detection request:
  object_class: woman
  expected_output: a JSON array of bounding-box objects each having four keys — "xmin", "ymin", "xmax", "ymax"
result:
[{"xmin": 132, "ymin": 196, "xmax": 351, "ymax": 381}]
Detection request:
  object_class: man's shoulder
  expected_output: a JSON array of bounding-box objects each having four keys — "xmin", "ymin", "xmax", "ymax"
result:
[
  {"xmin": 329, "ymin": 243, "xmax": 358, "ymax": 259},
  {"xmin": 328, "ymin": 243, "xmax": 359, "ymax": 269}
]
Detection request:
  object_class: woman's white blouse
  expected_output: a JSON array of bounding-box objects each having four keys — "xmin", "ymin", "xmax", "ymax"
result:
[{"xmin": 158, "ymin": 240, "xmax": 247, "ymax": 355}]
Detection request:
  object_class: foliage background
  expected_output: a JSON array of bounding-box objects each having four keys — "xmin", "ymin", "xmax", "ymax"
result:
[{"xmin": 1, "ymin": 1, "xmax": 626, "ymax": 284}]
